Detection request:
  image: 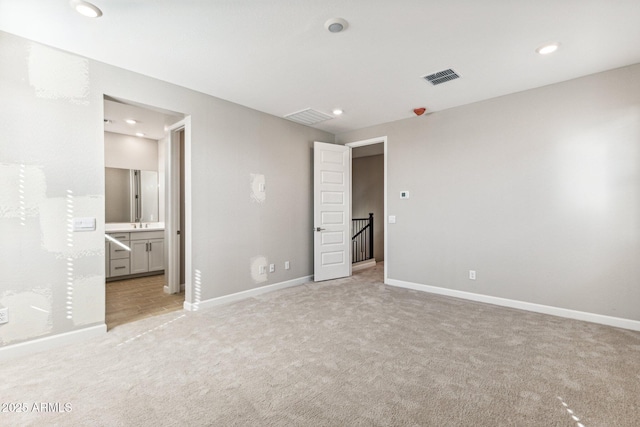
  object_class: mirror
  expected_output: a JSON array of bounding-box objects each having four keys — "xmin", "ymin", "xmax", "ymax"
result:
[{"xmin": 105, "ymin": 167, "xmax": 159, "ymax": 223}]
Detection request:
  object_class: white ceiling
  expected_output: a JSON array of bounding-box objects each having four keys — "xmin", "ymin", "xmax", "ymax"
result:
[
  {"xmin": 104, "ymin": 98, "xmax": 182, "ymax": 140},
  {"xmin": 1, "ymin": 1, "xmax": 639, "ymax": 134}
]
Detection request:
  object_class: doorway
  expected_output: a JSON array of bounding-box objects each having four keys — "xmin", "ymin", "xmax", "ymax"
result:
[
  {"xmin": 164, "ymin": 120, "xmax": 190, "ymax": 295},
  {"xmin": 346, "ymin": 137, "xmax": 388, "ymax": 283},
  {"xmin": 313, "ymin": 137, "xmax": 388, "ymax": 283},
  {"xmin": 103, "ymin": 96, "xmax": 190, "ymax": 329},
  {"xmin": 351, "ymin": 143, "xmax": 385, "ymax": 266}
]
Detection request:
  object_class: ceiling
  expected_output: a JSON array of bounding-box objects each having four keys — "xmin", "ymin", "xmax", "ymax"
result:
[
  {"xmin": 1, "ymin": 1, "xmax": 639, "ymax": 134},
  {"xmin": 104, "ymin": 98, "xmax": 182, "ymax": 140}
]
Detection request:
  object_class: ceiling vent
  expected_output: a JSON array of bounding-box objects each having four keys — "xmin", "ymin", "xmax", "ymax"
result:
[
  {"xmin": 284, "ymin": 108, "xmax": 334, "ymax": 126},
  {"xmin": 423, "ymin": 68, "xmax": 460, "ymax": 86}
]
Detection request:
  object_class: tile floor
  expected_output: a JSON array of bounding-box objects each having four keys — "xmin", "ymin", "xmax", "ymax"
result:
[{"xmin": 105, "ymin": 274, "xmax": 184, "ymax": 330}]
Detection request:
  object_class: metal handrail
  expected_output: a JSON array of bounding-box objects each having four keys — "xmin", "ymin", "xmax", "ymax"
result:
[{"xmin": 351, "ymin": 213, "xmax": 374, "ymax": 263}]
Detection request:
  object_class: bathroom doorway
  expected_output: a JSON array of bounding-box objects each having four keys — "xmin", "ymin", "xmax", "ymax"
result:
[{"xmin": 103, "ymin": 96, "xmax": 188, "ymax": 329}]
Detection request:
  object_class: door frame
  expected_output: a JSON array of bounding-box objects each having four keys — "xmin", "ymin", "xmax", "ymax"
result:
[
  {"xmin": 165, "ymin": 117, "xmax": 192, "ymax": 299},
  {"xmin": 345, "ymin": 136, "xmax": 388, "ymax": 284}
]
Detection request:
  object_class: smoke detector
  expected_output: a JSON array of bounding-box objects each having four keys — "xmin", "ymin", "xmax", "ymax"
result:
[{"xmin": 325, "ymin": 18, "xmax": 348, "ymax": 33}]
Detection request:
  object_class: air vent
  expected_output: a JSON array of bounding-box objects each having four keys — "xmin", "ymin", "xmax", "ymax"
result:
[
  {"xmin": 284, "ymin": 108, "xmax": 334, "ymax": 126},
  {"xmin": 423, "ymin": 68, "xmax": 460, "ymax": 86}
]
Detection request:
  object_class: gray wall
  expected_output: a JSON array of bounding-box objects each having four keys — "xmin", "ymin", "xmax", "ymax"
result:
[
  {"xmin": 0, "ymin": 31, "xmax": 332, "ymax": 347},
  {"xmin": 352, "ymin": 154, "xmax": 384, "ymax": 262},
  {"xmin": 337, "ymin": 64, "xmax": 640, "ymax": 321}
]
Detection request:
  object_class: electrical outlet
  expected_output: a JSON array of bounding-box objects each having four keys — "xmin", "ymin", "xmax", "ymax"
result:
[
  {"xmin": 469, "ymin": 270, "xmax": 476, "ymax": 280},
  {"xmin": 285, "ymin": 261, "xmax": 290, "ymax": 270},
  {"xmin": 269, "ymin": 263, "xmax": 275, "ymax": 273},
  {"xmin": 259, "ymin": 265, "xmax": 266, "ymax": 275},
  {"xmin": 0, "ymin": 307, "xmax": 8, "ymax": 324}
]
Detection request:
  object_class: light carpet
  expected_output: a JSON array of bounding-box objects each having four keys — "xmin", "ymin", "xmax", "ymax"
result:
[{"xmin": 2, "ymin": 264, "xmax": 639, "ymax": 426}]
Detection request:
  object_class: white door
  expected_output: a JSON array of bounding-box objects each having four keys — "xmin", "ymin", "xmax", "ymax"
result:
[{"xmin": 314, "ymin": 141, "xmax": 351, "ymax": 281}]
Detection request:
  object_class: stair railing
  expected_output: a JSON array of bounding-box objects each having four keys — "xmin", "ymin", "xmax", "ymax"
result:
[{"xmin": 351, "ymin": 213, "xmax": 374, "ymax": 263}]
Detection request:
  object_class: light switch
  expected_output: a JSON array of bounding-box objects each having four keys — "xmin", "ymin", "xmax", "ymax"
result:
[
  {"xmin": 73, "ymin": 217, "xmax": 96, "ymax": 232},
  {"xmin": 388, "ymin": 215, "xmax": 396, "ymax": 224}
]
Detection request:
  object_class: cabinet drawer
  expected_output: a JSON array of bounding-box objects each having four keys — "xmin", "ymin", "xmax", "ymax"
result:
[
  {"xmin": 110, "ymin": 258, "xmax": 130, "ymax": 277},
  {"xmin": 110, "ymin": 242, "xmax": 131, "ymax": 260},
  {"xmin": 108, "ymin": 232, "xmax": 130, "ymax": 241},
  {"xmin": 130, "ymin": 230, "xmax": 164, "ymax": 240}
]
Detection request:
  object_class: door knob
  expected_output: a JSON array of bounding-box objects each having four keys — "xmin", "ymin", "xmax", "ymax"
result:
[{"xmin": 315, "ymin": 227, "xmax": 326, "ymax": 232}]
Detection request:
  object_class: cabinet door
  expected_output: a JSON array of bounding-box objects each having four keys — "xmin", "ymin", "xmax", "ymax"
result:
[
  {"xmin": 148, "ymin": 239, "xmax": 165, "ymax": 272},
  {"xmin": 131, "ymin": 240, "xmax": 149, "ymax": 274}
]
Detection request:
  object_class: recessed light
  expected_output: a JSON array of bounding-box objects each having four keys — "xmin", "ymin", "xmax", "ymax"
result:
[
  {"xmin": 70, "ymin": 0, "xmax": 103, "ymax": 18},
  {"xmin": 332, "ymin": 109, "xmax": 343, "ymax": 116},
  {"xmin": 125, "ymin": 119, "xmax": 137, "ymax": 125},
  {"xmin": 135, "ymin": 132, "xmax": 145, "ymax": 137},
  {"xmin": 536, "ymin": 42, "xmax": 560, "ymax": 55}
]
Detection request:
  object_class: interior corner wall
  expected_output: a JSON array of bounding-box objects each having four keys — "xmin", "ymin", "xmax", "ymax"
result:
[
  {"xmin": 0, "ymin": 31, "xmax": 333, "ymax": 349},
  {"xmin": 352, "ymin": 154, "xmax": 384, "ymax": 262},
  {"xmin": 337, "ymin": 64, "xmax": 640, "ymax": 322}
]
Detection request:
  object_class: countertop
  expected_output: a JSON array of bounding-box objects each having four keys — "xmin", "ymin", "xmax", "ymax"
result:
[{"xmin": 106, "ymin": 222, "xmax": 165, "ymax": 233}]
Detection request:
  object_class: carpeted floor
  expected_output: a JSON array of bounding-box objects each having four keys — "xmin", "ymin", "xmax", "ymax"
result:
[{"xmin": 2, "ymin": 263, "xmax": 639, "ymax": 426}]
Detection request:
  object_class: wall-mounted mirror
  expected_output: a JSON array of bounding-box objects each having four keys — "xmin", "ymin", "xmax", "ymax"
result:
[{"xmin": 105, "ymin": 167, "xmax": 159, "ymax": 223}]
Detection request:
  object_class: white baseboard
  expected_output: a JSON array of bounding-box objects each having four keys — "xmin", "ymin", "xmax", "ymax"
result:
[
  {"xmin": 352, "ymin": 259, "xmax": 376, "ymax": 272},
  {"xmin": 386, "ymin": 278, "xmax": 640, "ymax": 332},
  {"xmin": 184, "ymin": 275, "xmax": 313, "ymax": 311},
  {"xmin": 0, "ymin": 324, "xmax": 107, "ymax": 361}
]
